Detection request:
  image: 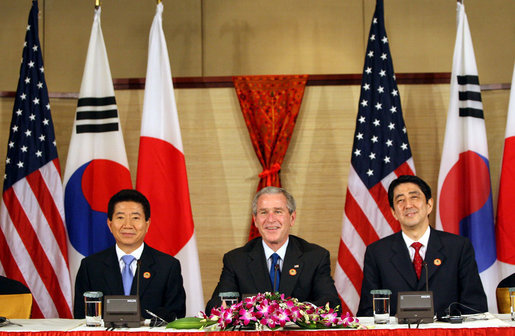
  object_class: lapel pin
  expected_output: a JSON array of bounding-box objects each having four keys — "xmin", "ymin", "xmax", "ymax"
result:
[
  {"xmin": 434, "ymin": 258, "xmax": 442, "ymax": 266},
  {"xmin": 143, "ymin": 271, "xmax": 151, "ymax": 279},
  {"xmin": 289, "ymin": 269, "xmax": 297, "ymax": 276}
]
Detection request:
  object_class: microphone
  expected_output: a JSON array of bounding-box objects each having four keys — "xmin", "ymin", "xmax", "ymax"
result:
[
  {"xmin": 273, "ymin": 264, "xmax": 280, "ymax": 292},
  {"xmin": 136, "ymin": 259, "xmax": 141, "ymax": 297},
  {"xmin": 422, "ymin": 261, "xmax": 429, "ymax": 292}
]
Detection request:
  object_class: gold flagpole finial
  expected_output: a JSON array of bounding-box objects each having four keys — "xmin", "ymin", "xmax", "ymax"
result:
[
  {"xmin": 157, "ymin": 0, "xmax": 162, "ymax": 4},
  {"xmin": 95, "ymin": 0, "xmax": 100, "ymax": 9}
]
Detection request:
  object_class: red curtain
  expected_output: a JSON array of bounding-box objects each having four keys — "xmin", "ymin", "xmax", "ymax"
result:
[{"xmin": 233, "ymin": 75, "xmax": 308, "ymax": 240}]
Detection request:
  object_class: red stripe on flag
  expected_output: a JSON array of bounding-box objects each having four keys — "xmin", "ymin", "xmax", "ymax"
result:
[
  {"xmin": 52, "ymin": 157, "xmax": 62, "ymax": 178},
  {"xmin": 26, "ymin": 167, "xmax": 69, "ymax": 265},
  {"xmin": 344, "ymin": 190, "xmax": 380, "ymax": 246},
  {"xmin": 3, "ymin": 187, "xmax": 71, "ymax": 317},
  {"xmin": 137, "ymin": 136, "xmax": 194, "ymax": 256},
  {"xmin": 0, "ymin": 222, "xmax": 44, "ymax": 318},
  {"xmin": 337, "ymin": 239, "xmax": 363, "ymax": 293},
  {"xmin": 1, "ymin": 196, "xmax": 41, "ymax": 318},
  {"xmin": 369, "ymin": 183, "xmax": 399, "ymax": 232},
  {"xmin": 394, "ymin": 161, "xmax": 414, "ymax": 177},
  {"xmin": 338, "ymin": 294, "xmax": 352, "ymax": 316},
  {"xmin": 30, "ymin": 300, "xmax": 43, "ymax": 318},
  {"xmin": 0, "ymin": 221, "xmax": 27, "ymax": 286}
]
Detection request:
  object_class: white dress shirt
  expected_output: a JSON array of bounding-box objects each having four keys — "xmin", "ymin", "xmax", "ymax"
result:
[
  {"xmin": 262, "ymin": 238, "xmax": 288, "ymax": 271},
  {"xmin": 401, "ymin": 226, "xmax": 430, "ymax": 261},
  {"xmin": 115, "ymin": 243, "xmax": 144, "ymax": 276}
]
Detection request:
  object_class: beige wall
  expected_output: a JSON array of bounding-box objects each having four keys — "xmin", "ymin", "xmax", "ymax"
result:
[
  {"xmin": 0, "ymin": 85, "xmax": 510, "ymax": 305},
  {"xmin": 0, "ymin": 0, "xmax": 513, "ymax": 308},
  {"xmin": 0, "ymin": 0, "xmax": 514, "ymax": 92}
]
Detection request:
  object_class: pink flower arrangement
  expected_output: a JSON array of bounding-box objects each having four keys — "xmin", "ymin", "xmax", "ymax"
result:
[{"xmin": 202, "ymin": 292, "xmax": 362, "ymax": 330}]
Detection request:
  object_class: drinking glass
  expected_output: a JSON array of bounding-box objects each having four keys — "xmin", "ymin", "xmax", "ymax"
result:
[
  {"xmin": 84, "ymin": 291, "xmax": 103, "ymax": 327},
  {"xmin": 371, "ymin": 289, "xmax": 391, "ymax": 324}
]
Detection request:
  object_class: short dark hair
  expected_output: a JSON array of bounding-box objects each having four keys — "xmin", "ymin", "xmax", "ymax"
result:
[
  {"xmin": 388, "ymin": 175, "xmax": 432, "ymax": 208},
  {"xmin": 107, "ymin": 189, "xmax": 151, "ymax": 221}
]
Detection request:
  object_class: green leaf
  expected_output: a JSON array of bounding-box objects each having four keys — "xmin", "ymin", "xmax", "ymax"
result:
[
  {"xmin": 166, "ymin": 317, "xmax": 217, "ymax": 329},
  {"xmin": 295, "ymin": 321, "xmax": 319, "ymax": 329}
]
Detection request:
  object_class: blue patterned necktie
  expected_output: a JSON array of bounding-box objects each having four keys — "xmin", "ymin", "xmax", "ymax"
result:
[
  {"xmin": 121, "ymin": 255, "xmax": 136, "ymax": 296},
  {"xmin": 269, "ymin": 253, "xmax": 281, "ymax": 292}
]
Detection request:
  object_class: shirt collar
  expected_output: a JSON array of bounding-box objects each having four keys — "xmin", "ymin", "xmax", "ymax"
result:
[
  {"xmin": 262, "ymin": 237, "xmax": 289, "ymax": 261},
  {"xmin": 402, "ymin": 226, "xmax": 430, "ymax": 248},
  {"xmin": 115, "ymin": 243, "xmax": 144, "ymax": 262}
]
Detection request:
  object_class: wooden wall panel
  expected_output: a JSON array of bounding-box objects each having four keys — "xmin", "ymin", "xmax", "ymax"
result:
[
  {"xmin": 0, "ymin": 84, "xmax": 509, "ymax": 305},
  {"xmin": 0, "ymin": 1, "xmax": 28, "ymax": 93},
  {"xmin": 372, "ymin": 0, "xmax": 456, "ymax": 74},
  {"xmin": 0, "ymin": 0, "xmax": 202, "ymax": 92},
  {"xmin": 1, "ymin": 0, "xmax": 513, "ymax": 91},
  {"xmin": 202, "ymin": 0, "xmax": 364, "ymax": 76}
]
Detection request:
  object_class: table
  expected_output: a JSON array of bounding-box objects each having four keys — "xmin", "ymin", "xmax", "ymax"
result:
[{"xmin": 0, "ymin": 314, "xmax": 514, "ymax": 335}]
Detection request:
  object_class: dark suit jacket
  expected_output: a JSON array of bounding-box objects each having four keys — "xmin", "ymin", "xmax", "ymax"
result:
[
  {"xmin": 205, "ymin": 235, "xmax": 341, "ymax": 313},
  {"xmin": 74, "ymin": 244, "xmax": 186, "ymax": 322},
  {"xmin": 0, "ymin": 276, "xmax": 30, "ymax": 294},
  {"xmin": 357, "ymin": 228, "xmax": 487, "ymax": 316},
  {"xmin": 498, "ymin": 273, "xmax": 515, "ymax": 288}
]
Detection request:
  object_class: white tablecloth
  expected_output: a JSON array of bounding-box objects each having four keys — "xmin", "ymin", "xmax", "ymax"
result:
[{"xmin": 0, "ymin": 313, "xmax": 514, "ymax": 332}]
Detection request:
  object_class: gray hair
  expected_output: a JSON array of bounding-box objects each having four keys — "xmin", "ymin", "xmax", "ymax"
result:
[{"xmin": 252, "ymin": 186, "xmax": 296, "ymax": 215}]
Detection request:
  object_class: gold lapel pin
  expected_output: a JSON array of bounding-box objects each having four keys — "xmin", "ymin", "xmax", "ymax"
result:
[
  {"xmin": 434, "ymin": 258, "xmax": 442, "ymax": 266},
  {"xmin": 143, "ymin": 272, "xmax": 151, "ymax": 278}
]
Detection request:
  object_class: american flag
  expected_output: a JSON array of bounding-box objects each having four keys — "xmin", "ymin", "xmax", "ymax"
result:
[
  {"xmin": 333, "ymin": 0, "xmax": 415, "ymax": 315},
  {"xmin": 0, "ymin": 0, "xmax": 72, "ymax": 318}
]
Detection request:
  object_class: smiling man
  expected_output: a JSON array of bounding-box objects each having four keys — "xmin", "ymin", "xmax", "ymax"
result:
[
  {"xmin": 73, "ymin": 189, "xmax": 185, "ymax": 322},
  {"xmin": 205, "ymin": 186, "xmax": 340, "ymax": 313},
  {"xmin": 357, "ymin": 175, "xmax": 487, "ymax": 317}
]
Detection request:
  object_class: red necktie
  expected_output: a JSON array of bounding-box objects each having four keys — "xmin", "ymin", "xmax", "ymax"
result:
[{"xmin": 411, "ymin": 242, "xmax": 423, "ymax": 280}]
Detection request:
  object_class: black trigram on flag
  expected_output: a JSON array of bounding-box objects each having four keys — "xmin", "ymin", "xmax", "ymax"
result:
[
  {"xmin": 75, "ymin": 96, "xmax": 120, "ymax": 133},
  {"xmin": 457, "ymin": 75, "xmax": 484, "ymax": 119}
]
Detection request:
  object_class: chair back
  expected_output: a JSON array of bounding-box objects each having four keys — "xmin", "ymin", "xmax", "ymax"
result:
[
  {"xmin": 0, "ymin": 293, "xmax": 33, "ymax": 319},
  {"xmin": 496, "ymin": 287, "xmax": 511, "ymax": 314}
]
